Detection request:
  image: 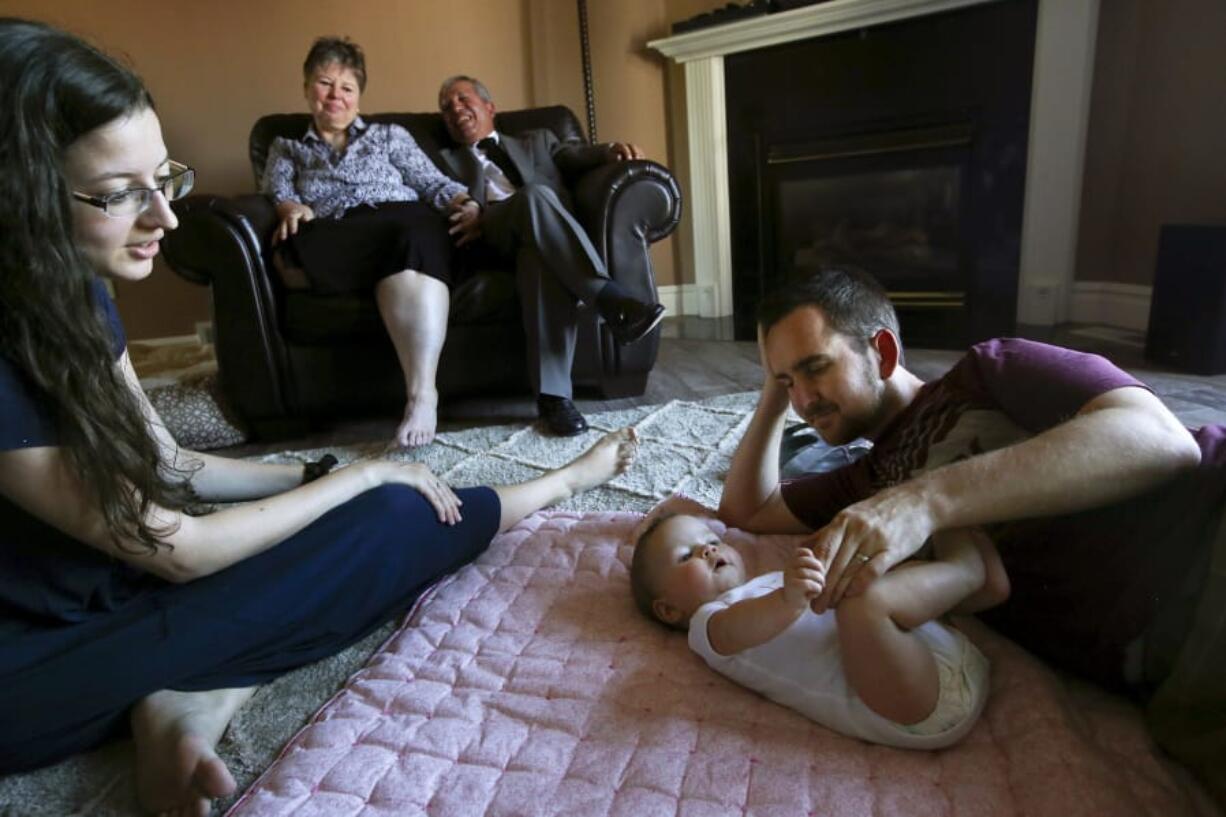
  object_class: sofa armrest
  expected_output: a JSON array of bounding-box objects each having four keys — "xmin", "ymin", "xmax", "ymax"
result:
[
  {"xmin": 566, "ymin": 160, "xmax": 680, "ymax": 394},
  {"xmin": 163, "ymin": 194, "xmax": 278, "ymax": 284},
  {"xmin": 161, "ymin": 193, "xmax": 292, "ymax": 424},
  {"xmin": 572, "ymin": 160, "xmax": 682, "ymax": 247},
  {"xmin": 571, "ymin": 160, "xmax": 681, "ymax": 301}
]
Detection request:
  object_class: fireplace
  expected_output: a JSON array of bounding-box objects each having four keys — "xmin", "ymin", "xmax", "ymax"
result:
[
  {"xmin": 770, "ymin": 125, "xmax": 971, "ymax": 326},
  {"xmin": 724, "ymin": 0, "xmax": 1038, "ymax": 345}
]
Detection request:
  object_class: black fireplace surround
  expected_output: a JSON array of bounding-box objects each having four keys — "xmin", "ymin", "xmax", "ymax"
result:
[{"xmin": 726, "ymin": 0, "xmax": 1037, "ymax": 346}]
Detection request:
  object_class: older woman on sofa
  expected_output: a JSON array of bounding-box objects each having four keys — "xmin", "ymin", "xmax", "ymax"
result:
[{"xmin": 263, "ymin": 36, "xmax": 480, "ymax": 448}]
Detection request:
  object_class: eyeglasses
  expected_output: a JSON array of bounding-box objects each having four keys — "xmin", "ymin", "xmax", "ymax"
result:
[{"xmin": 72, "ymin": 161, "xmax": 195, "ymax": 218}]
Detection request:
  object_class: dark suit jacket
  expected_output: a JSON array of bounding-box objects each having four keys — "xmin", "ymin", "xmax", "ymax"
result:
[{"xmin": 438, "ymin": 129, "xmax": 611, "ymax": 209}]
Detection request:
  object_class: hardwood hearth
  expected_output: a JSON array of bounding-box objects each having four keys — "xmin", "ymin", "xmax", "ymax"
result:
[{"xmin": 726, "ymin": 0, "xmax": 1037, "ymax": 346}]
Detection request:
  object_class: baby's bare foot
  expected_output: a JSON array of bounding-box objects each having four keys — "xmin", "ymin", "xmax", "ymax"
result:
[
  {"xmin": 562, "ymin": 427, "xmax": 638, "ymax": 497},
  {"xmin": 395, "ymin": 391, "xmax": 438, "ymax": 449},
  {"xmin": 132, "ymin": 687, "xmax": 254, "ymax": 816}
]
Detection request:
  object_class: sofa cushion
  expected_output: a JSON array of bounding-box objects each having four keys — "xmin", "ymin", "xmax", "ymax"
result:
[{"xmin": 145, "ymin": 373, "xmax": 249, "ymax": 450}]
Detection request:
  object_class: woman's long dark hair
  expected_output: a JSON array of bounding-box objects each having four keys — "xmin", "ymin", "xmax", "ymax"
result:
[{"xmin": 0, "ymin": 18, "xmax": 194, "ymax": 553}]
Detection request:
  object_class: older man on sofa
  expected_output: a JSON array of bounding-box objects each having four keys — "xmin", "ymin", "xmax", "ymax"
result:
[{"xmin": 438, "ymin": 75, "xmax": 665, "ymax": 437}]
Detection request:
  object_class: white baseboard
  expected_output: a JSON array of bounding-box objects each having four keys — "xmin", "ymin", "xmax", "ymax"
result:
[
  {"xmin": 662, "ymin": 281, "xmax": 1153, "ymax": 330},
  {"xmin": 1068, "ymin": 281, "xmax": 1152, "ymax": 331},
  {"xmin": 663, "ymin": 281, "xmax": 1155, "ymax": 330},
  {"xmin": 128, "ymin": 322, "xmax": 213, "ymax": 347},
  {"xmin": 129, "ymin": 333, "xmax": 200, "ymax": 347},
  {"xmin": 658, "ymin": 284, "xmax": 719, "ymax": 318}
]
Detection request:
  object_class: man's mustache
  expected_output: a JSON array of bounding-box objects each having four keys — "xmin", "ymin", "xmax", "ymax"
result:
[{"xmin": 803, "ymin": 402, "xmax": 837, "ymax": 422}]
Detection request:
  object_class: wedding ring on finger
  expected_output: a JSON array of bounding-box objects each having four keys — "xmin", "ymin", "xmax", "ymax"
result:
[{"xmin": 854, "ymin": 552, "xmax": 871, "ymax": 565}]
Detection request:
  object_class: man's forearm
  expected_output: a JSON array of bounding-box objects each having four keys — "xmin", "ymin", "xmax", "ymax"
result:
[
  {"xmin": 910, "ymin": 390, "xmax": 1201, "ymax": 532},
  {"xmin": 552, "ymin": 141, "xmax": 616, "ymax": 174},
  {"xmin": 808, "ymin": 386, "xmax": 1201, "ymax": 611},
  {"xmin": 718, "ymin": 380, "xmax": 791, "ymax": 527}
]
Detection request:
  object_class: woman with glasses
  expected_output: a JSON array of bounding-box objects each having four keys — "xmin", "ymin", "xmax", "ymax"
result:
[
  {"xmin": 0, "ymin": 18, "xmax": 637, "ymax": 815},
  {"xmin": 264, "ymin": 36, "xmax": 481, "ymax": 450}
]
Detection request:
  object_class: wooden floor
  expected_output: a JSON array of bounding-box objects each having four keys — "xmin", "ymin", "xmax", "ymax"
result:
[{"xmin": 221, "ymin": 318, "xmax": 1226, "ymax": 456}]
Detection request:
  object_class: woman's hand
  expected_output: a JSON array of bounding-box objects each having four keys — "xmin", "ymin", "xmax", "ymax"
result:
[
  {"xmin": 273, "ymin": 201, "xmax": 314, "ymax": 245},
  {"xmin": 357, "ymin": 460, "xmax": 464, "ymax": 525}
]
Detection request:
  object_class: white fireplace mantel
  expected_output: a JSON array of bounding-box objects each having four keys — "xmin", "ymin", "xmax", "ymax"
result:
[{"xmin": 649, "ymin": 0, "xmax": 1101, "ymax": 327}]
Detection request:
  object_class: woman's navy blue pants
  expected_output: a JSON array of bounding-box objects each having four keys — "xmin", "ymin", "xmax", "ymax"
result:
[{"xmin": 0, "ymin": 485, "xmax": 500, "ymax": 773}]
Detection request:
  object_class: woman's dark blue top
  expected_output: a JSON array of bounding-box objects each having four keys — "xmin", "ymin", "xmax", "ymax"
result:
[{"xmin": 0, "ymin": 280, "xmax": 157, "ymax": 629}]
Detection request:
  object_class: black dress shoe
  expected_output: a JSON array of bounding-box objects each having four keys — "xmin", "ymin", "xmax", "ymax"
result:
[
  {"xmin": 537, "ymin": 395, "xmax": 589, "ymax": 437},
  {"xmin": 602, "ymin": 297, "xmax": 666, "ymax": 345}
]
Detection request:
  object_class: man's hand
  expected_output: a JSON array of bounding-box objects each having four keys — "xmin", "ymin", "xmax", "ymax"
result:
[
  {"xmin": 272, "ymin": 201, "xmax": 314, "ymax": 245},
  {"xmin": 756, "ymin": 323, "xmax": 790, "ymax": 409},
  {"xmin": 714, "ymin": 320, "xmax": 806, "ymax": 533},
  {"xmin": 447, "ymin": 199, "xmax": 482, "ymax": 247},
  {"xmin": 783, "ymin": 547, "xmax": 826, "ymax": 611},
  {"xmin": 807, "ymin": 482, "xmax": 936, "ymax": 613},
  {"xmin": 605, "ymin": 142, "xmax": 644, "ymax": 162}
]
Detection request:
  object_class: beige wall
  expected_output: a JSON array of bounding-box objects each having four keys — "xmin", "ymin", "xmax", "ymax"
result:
[
  {"xmin": 537, "ymin": 0, "xmax": 730, "ymax": 292},
  {"xmin": 3, "ymin": 0, "xmax": 688, "ymax": 338},
  {"xmin": 26, "ymin": 0, "xmax": 1202, "ymax": 335},
  {"xmin": 528, "ymin": 0, "xmax": 681, "ymax": 289},
  {"xmin": 1075, "ymin": 0, "xmax": 1226, "ymax": 286}
]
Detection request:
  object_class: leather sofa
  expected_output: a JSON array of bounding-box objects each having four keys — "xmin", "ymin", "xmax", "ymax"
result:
[{"xmin": 161, "ymin": 106, "xmax": 682, "ymax": 438}]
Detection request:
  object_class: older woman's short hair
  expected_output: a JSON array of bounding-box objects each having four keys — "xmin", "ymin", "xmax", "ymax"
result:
[{"xmin": 303, "ymin": 36, "xmax": 366, "ymax": 91}]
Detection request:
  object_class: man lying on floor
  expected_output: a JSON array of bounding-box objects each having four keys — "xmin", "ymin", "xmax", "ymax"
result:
[{"xmin": 717, "ymin": 265, "xmax": 1226, "ymax": 805}]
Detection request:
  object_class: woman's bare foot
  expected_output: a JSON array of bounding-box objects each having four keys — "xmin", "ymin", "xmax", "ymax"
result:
[
  {"xmin": 559, "ymin": 427, "xmax": 639, "ymax": 498},
  {"xmin": 395, "ymin": 390, "xmax": 438, "ymax": 449},
  {"xmin": 492, "ymin": 428, "xmax": 639, "ymax": 533},
  {"xmin": 131, "ymin": 686, "xmax": 255, "ymax": 816}
]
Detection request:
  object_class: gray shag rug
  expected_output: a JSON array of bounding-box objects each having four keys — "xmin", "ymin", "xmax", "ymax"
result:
[{"xmin": 0, "ymin": 392, "xmax": 766, "ymax": 817}]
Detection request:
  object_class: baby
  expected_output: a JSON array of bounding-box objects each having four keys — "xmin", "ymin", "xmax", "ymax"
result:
[{"xmin": 630, "ymin": 508, "xmax": 1010, "ymax": 749}]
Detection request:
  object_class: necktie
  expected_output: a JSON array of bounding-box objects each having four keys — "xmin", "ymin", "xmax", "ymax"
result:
[{"xmin": 477, "ymin": 137, "xmax": 523, "ymax": 188}]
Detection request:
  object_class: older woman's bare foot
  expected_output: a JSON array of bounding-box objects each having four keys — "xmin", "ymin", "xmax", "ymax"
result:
[
  {"xmin": 560, "ymin": 427, "xmax": 638, "ymax": 498},
  {"xmin": 395, "ymin": 390, "xmax": 438, "ymax": 449},
  {"xmin": 131, "ymin": 686, "xmax": 255, "ymax": 816}
]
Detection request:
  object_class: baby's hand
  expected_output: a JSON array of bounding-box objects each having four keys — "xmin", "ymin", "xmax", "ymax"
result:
[{"xmin": 783, "ymin": 546, "xmax": 826, "ymax": 610}]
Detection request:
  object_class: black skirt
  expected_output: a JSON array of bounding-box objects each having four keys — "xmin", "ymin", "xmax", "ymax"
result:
[{"xmin": 284, "ymin": 200, "xmax": 452, "ymax": 295}]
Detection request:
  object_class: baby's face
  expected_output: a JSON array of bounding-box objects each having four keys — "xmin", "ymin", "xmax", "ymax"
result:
[{"xmin": 643, "ymin": 514, "xmax": 747, "ymax": 621}]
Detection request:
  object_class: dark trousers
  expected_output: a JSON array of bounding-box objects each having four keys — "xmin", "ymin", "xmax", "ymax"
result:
[
  {"xmin": 479, "ymin": 184, "xmax": 609, "ymax": 399},
  {"xmin": 1146, "ymin": 504, "xmax": 1226, "ymax": 807},
  {"xmin": 0, "ymin": 485, "xmax": 500, "ymax": 773}
]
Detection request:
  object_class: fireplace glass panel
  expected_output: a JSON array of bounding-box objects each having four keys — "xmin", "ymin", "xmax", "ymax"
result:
[
  {"xmin": 724, "ymin": 0, "xmax": 1036, "ymax": 344},
  {"xmin": 777, "ymin": 166, "xmax": 963, "ymax": 291}
]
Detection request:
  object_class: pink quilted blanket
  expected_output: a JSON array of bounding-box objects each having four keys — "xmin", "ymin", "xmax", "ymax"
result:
[{"xmin": 228, "ymin": 511, "xmax": 1220, "ymax": 817}]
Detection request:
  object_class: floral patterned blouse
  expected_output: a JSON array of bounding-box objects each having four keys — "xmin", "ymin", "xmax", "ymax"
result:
[{"xmin": 261, "ymin": 116, "xmax": 466, "ymax": 219}]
